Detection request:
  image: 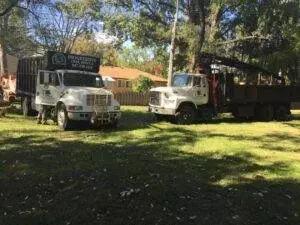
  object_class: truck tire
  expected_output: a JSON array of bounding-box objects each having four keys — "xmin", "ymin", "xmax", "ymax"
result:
[
  {"xmin": 57, "ymin": 104, "xmax": 72, "ymax": 131},
  {"xmin": 275, "ymin": 105, "xmax": 289, "ymax": 121},
  {"xmin": 175, "ymin": 105, "xmax": 196, "ymax": 125},
  {"xmin": 259, "ymin": 104, "xmax": 274, "ymax": 121}
]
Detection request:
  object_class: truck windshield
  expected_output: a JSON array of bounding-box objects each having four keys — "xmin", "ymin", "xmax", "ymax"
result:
[
  {"xmin": 63, "ymin": 73, "xmax": 104, "ymax": 88},
  {"xmin": 173, "ymin": 74, "xmax": 191, "ymax": 87}
]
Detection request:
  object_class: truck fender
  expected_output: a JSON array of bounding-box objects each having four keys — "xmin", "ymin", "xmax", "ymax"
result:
[
  {"xmin": 56, "ymin": 101, "xmax": 65, "ymax": 110},
  {"xmin": 176, "ymin": 101, "xmax": 197, "ymax": 113}
]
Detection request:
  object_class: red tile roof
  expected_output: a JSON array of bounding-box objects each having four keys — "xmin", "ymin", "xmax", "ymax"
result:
[{"xmin": 99, "ymin": 66, "xmax": 167, "ymax": 83}]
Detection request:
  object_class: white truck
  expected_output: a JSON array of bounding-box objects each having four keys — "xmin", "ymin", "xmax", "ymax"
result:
[
  {"xmin": 16, "ymin": 51, "xmax": 121, "ymax": 130},
  {"xmin": 149, "ymin": 54, "xmax": 300, "ymax": 124}
]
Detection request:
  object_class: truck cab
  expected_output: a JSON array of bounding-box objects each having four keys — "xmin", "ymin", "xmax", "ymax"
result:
[{"xmin": 149, "ymin": 73, "xmax": 210, "ymax": 124}]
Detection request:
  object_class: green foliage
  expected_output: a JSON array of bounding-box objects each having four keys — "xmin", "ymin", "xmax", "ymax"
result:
[
  {"xmin": 71, "ymin": 34, "xmax": 119, "ymax": 66},
  {"xmin": 117, "ymin": 44, "xmax": 153, "ymax": 68},
  {"xmin": 0, "ymin": 0, "xmax": 36, "ymax": 60},
  {"xmin": 102, "ymin": 46, "xmax": 118, "ymax": 66},
  {"xmin": 216, "ymin": 0, "xmax": 300, "ymax": 79},
  {"xmin": 116, "ymin": 44, "xmax": 168, "ymax": 77},
  {"xmin": 103, "ymin": 0, "xmax": 299, "ymax": 79},
  {"xmin": 132, "ymin": 75, "xmax": 153, "ymax": 92}
]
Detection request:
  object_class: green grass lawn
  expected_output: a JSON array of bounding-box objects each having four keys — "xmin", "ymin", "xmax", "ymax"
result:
[{"xmin": 0, "ymin": 106, "xmax": 299, "ymax": 225}]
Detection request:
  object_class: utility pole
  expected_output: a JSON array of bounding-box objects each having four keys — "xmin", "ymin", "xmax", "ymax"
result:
[{"xmin": 167, "ymin": 0, "xmax": 179, "ymax": 86}]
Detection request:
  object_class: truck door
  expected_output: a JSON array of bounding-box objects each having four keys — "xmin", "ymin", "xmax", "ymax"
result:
[
  {"xmin": 191, "ymin": 76, "xmax": 209, "ymax": 105},
  {"xmin": 36, "ymin": 70, "xmax": 61, "ymax": 106}
]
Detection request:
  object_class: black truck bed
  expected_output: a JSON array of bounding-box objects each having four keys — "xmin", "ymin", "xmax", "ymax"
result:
[{"xmin": 230, "ymin": 85, "xmax": 300, "ymax": 104}]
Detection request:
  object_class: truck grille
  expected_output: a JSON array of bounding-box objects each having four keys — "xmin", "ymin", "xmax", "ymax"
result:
[
  {"xmin": 149, "ymin": 91, "xmax": 161, "ymax": 106},
  {"xmin": 87, "ymin": 94, "xmax": 112, "ymax": 106}
]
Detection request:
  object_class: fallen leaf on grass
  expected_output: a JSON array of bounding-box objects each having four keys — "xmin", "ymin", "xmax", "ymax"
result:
[
  {"xmin": 120, "ymin": 188, "xmax": 140, "ymax": 197},
  {"xmin": 285, "ymin": 194, "xmax": 292, "ymax": 199},
  {"xmin": 232, "ymin": 215, "xmax": 239, "ymax": 220}
]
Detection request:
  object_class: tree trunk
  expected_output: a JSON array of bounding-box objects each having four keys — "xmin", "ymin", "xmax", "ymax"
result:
[
  {"xmin": 208, "ymin": 3, "xmax": 222, "ymax": 42},
  {"xmin": 0, "ymin": 43, "xmax": 8, "ymax": 74},
  {"xmin": 187, "ymin": 1, "xmax": 206, "ymax": 73},
  {"xmin": 167, "ymin": 0, "xmax": 179, "ymax": 86},
  {"xmin": 189, "ymin": 54, "xmax": 196, "ymax": 73},
  {"xmin": 0, "ymin": 15, "xmax": 8, "ymax": 74}
]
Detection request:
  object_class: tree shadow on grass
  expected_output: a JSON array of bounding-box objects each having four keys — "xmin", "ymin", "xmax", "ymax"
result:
[
  {"xmin": 0, "ymin": 127, "xmax": 299, "ymax": 225},
  {"xmin": 6, "ymin": 107, "xmax": 300, "ymax": 133}
]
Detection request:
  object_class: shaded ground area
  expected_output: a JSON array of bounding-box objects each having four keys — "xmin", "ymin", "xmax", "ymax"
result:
[{"xmin": 0, "ymin": 106, "xmax": 299, "ymax": 225}]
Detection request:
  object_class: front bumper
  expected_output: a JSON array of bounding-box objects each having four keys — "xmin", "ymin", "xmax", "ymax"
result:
[
  {"xmin": 68, "ymin": 111, "xmax": 121, "ymax": 122},
  {"xmin": 148, "ymin": 105, "xmax": 176, "ymax": 115}
]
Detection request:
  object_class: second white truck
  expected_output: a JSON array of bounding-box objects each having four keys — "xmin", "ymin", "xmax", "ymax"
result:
[{"xmin": 149, "ymin": 53, "xmax": 299, "ymax": 124}]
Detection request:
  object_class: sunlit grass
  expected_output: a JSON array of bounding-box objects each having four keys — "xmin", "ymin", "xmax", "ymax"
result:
[
  {"xmin": 0, "ymin": 106, "xmax": 299, "ymax": 224},
  {"xmin": 1, "ymin": 107, "xmax": 300, "ymax": 183}
]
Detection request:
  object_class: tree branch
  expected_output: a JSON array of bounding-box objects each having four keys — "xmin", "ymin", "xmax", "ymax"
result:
[
  {"xmin": 0, "ymin": 0, "xmax": 19, "ymax": 17},
  {"xmin": 219, "ymin": 35, "xmax": 271, "ymax": 45}
]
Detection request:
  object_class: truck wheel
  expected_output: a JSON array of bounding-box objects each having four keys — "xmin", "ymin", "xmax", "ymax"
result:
[
  {"xmin": 57, "ymin": 104, "xmax": 72, "ymax": 130},
  {"xmin": 175, "ymin": 105, "xmax": 196, "ymax": 125},
  {"xmin": 259, "ymin": 105, "xmax": 274, "ymax": 121},
  {"xmin": 275, "ymin": 106, "xmax": 289, "ymax": 121}
]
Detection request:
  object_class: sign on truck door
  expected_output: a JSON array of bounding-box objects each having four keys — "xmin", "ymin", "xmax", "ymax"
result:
[
  {"xmin": 190, "ymin": 75, "xmax": 209, "ymax": 105},
  {"xmin": 36, "ymin": 71, "xmax": 61, "ymax": 106}
]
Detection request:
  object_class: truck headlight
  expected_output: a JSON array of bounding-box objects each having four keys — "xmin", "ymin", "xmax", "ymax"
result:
[{"xmin": 68, "ymin": 106, "xmax": 83, "ymax": 111}]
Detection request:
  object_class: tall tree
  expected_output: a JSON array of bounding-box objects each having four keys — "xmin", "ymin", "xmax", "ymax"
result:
[
  {"xmin": 167, "ymin": 0, "xmax": 179, "ymax": 86},
  {"xmin": 28, "ymin": 0, "xmax": 102, "ymax": 53},
  {"xmin": 0, "ymin": 0, "xmax": 36, "ymax": 73},
  {"xmin": 217, "ymin": 0, "xmax": 300, "ymax": 80}
]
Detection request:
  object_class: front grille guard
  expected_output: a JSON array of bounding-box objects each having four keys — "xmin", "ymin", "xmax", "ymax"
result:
[{"xmin": 87, "ymin": 94, "xmax": 111, "ymax": 116}]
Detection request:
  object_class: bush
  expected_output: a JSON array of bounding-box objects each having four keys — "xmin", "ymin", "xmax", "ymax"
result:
[{"xmin": 132, "ymin": 75, "xmax": 153, "ymax": 93}]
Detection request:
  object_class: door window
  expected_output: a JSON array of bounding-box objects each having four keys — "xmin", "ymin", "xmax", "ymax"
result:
[
  {"xmin": 193, "ymin": 77, "xmax": 201, "ymax": 86},
  {"xmin": 49, "ymin": 73, "xmax": 60, "ymax": 86}
]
